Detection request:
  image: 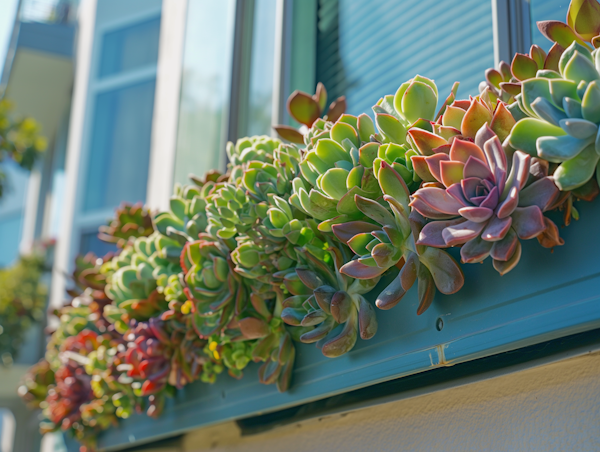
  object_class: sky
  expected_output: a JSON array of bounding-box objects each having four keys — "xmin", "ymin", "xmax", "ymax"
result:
[{"xmin": 0, "ymin": 0, "xmax": 19, "ymax": 80}]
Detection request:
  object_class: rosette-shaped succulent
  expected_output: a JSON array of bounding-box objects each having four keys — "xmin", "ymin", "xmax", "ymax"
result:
[
  {"xmin": 227, "ymin": 136, "xmax": 282, "ymax": 185},
  {"xmin": 241, "ymin": 143, "xmax": 302, "ymax": 201},
  {"xmin": 482, "ymin": 45, "xmax": 564, "ymax": 105},
  {"xmin": 205, "ymin": 182, "xmax": 263, "ymax": 240},
  {"xmin": 280, "ymin": 241, "xmax": 379, "ymax": 357},
  {"xmin": 180, "ymin": 235, "xmax": 247, "ymax": 338},
  {"xmin": 153, "ymin": 182, "xmax": 213, "ymax": 251},
  {"xmin": 97, "ymin": 202, "xmax": 153, "ymax": 248},
  {"xmin": 273, "ymin": 82, "xmax": 346, "ymax": 144},
  {"xmin": 507, "ymin": 41, "xmax": 600, "ymax": 191},
  {"xmin": 124, "ymin": 317, "xmax": 207, "ymax": 409},
  {"xmin": 373, "ymin": 75, "xmax": 440, "ymax": 144},
  {"xmin": 203, "ymin": 335, "xmax": 253, "ymax": 380},
  {"xmin": 412, "ymin": 125, "xmax": 561, "ymax": 274},
  {"xmin": 333, "ymin": 162, "xmax": 465, "ymax": 313},
  {"xmin": 291, "ymin": 114, "xmax": 399, "ymax": 230},
  {"xmin": 103, "ymin": 234, "xmax": 179, "ymax": 331}
]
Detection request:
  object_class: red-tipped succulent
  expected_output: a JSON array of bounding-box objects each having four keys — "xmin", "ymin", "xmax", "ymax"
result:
[
  {"xmin": 124, "ymin": 317, "xmax": 207, "ymax": 415},
  {"xmin": 411, "ymin": 125, "xmax": 561, "ymax": 274}
]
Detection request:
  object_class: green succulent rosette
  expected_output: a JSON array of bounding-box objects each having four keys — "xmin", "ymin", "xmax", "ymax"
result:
[
  {"xmin": 333, "ymin": 162, "xmax": 465, "ymax": 314},
  {"xmin": 103, "ymin": 234, "xmax": 179, "ymax": 331},
  {"xmin": 180, "ymin": 234, "xmax": 248, "ymax": 339},
  {"xmin": 507, "ymin": 41, "xmax": 600, "ymax": 192},
  {"xmin": 280, "ymin": 240, "xmax": 379, "ymax": 358}
]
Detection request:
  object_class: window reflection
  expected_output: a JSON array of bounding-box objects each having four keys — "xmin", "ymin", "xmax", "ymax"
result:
[
  {"xmin": 174, "ymin": 0, "xmax": 235, "ymax": 184},
  {"xmin": 83, "ymin": 80, "xmax": 155, "ymax": 211},
  {"xmin": 246, "ymin": 0, "xmax": 277, "ymax": 136}
]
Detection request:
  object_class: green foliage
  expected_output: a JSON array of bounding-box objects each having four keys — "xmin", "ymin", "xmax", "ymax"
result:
[
  {"xmin": 21, "ymin": 2, "xmax": 600, "ymax": 450},
  {"xmin": 0, "ymin": 99, "xmax": 47, "ymax": 198},
  {"xmin": 0, "ymin": 250, "xmax": 47, "ymax": 365}
]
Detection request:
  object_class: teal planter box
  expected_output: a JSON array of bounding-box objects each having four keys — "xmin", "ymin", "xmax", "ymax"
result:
[{"xmin": 96, "ymin": 201, "xmax": 600, "ymax": 451}]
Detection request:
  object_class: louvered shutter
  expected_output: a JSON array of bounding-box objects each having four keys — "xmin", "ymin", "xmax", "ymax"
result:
[{"xmin": 316, "ymin": 0, "xmax": 495, "ymax": 116}]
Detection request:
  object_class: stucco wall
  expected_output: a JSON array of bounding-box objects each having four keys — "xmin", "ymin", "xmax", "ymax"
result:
[{"xmin": 180, "ymin": 351, "xmax": 600, "ymax": 452}]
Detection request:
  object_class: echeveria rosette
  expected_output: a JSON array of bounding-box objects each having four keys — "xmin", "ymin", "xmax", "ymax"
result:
[
  {"xmin": 103, "ymin": 235, "xmax": 175, "ymax": 331},
  {"xmin": 180, "ymin": 235, "xmax": 248, "ymax": 339},
  {"xmin": 333, "ymin": 162, "xmax": 465, "ymax": 314},
  {"xmin": 411, "ymin": 125, "xmax": 561, "ymax": 275},
  {"xmin": 481, "ymin": 45, "xmax": 565, "ymax": 106},
  {"xmin": 280, "ymin": 241, "xmax": 379, "ymax": 358},
  {"xmin": 408, "ymin": 93, "xmax": 516, "ymax": 176},
  {"xmin": 273, "ymin": 82, "xmax": 347, "ymax": 144},
  {"xmin": 507, "ymin": 42, "xmax": 600, "ymax": 194},
  {"xmin": 227, "ymin": 135, "xmax": 282, "ymax": 185},
  {"xmin": 291, "ymin": 113, "xmax": 399, "ymax": 231}
]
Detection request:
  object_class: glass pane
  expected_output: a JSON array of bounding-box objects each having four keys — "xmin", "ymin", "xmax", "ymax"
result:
[
  {"xmin": 0, "ymin": 160, "xmax": 28, "ymax": 267},
  {"xmin": 0, "ymin": 214, "xmax": 23, "ymax": 267},
  {"xmin": 79, "ymin": 231, "xmax": 117, "ymax": 257},
  {"xmin": 530, "ymin": 0, "xmax": 570, "ymax": 52},
  {"xmin": 98, "ymin": 16, "xmax": 161, "ymax": 78},
  {"xmin": 83, "ymin": 79, "xmax": 155, "ymax": 211},
  {"xmin": 246, "ymin": 0, "xmax": 277, "ymax": 136},
  {"xmin": 316, "ymin": 0, "xmax": 494, "ymax": 116},
  {"xmin": 174, "ymin": 0, "xmax": 235, "ymax": 185}
]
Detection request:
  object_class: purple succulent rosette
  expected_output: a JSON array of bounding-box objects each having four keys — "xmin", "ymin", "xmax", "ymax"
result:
[{"xmin": 410, "ymin": 124, "xmax": 561, "ymax": 274}]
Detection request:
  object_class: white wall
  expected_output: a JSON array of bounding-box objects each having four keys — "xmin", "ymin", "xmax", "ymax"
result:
[{"xmin": 181, "ymin": 351, "xmax": 600, "ymax": 452}]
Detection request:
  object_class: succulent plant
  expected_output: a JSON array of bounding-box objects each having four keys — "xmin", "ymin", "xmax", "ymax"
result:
[
  {"xmin": 482, "ymin": 45, "xmax": 564, "ymax": 105},
  {"xmin": 0, "ymin": 99, "xmax": 47, "ymax": 199},
  {"xmin": 538, "ymin": 0, "xmax": 600, "ymax": 49},
  {"xmin": 103, "ymin": 234, "xmax": 181, "ymax": 331},
  {"xmin": 98, "ymin": 202, "xmax": 154, "ymax": 248},
  {"xmin": 124, "ymin": 317, "xmax": 207, "ymax": 412},
  {"xmin": 411, "ymin": 124, "xmax": 561, "ymax": 274},
  {"xmin": 280, "ymin": 241, "xmax": 379, "ymax": 357},
  {"xmin": 0, "ymin": 251, "xmax": 47, "ymax": 364},
  {"xmin": 180, "ymin": 235, "xmax": 248, "ymax": 338},
  {"xmin": 18, "ymin": 358, "xmax": 56, "ymax": 409},
  {"xmin": 153, "ymin": 182, "xmax": 214, "ymax": 250},
  {"xmin": 333, "ymin": 162, "xmax": 465, "ymax": 313},
  {"xmin": 273, "ymin": 83, "xmax": 347, "ymax": 144},
  {"xmin": 290, "ymin": 113, "xmax": 391, "ymax": 230},
  {"xmin": 507, "ymin": 41, "xmax": 600, "ymax": 191}
]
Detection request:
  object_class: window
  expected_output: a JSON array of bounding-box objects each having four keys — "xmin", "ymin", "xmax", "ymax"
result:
[
  {"xmin": 315, "ymin": 0, "xmax": 495, "ymax": 116},
  {"xmin": 71, "ymin": 4, "xmax": 161, "ymax": 257},
  {"xmin": 174, "ymin": 0, "xmax": 236, "ymax": 185},
  {"xmin": 83, "ymin": 80, "xmax": 155, "ymax": 211},
  {"xmin": 245, "ymin": 0, "xmax": 277, "ymax": 136},
  {"xmin": 98, "ymin": 16, "xmax": 161, "ymax": 78},
  {"xmin": 0, "ymin": 160, "xmax": 29, "ymax": 267}
]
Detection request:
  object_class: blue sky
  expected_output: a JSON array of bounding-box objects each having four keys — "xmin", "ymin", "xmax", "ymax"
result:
[{"xmin": 0, "ymin": 0, "xmax": 18, "ymax": 79}]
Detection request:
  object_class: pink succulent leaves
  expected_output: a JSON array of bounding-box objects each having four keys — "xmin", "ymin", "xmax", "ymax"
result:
[{"xmin": 411, "ymin": 125, "xmax": 560, "ymax": 275}]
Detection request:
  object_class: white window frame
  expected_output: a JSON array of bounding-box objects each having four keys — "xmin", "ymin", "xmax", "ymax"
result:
[{"xmin": 50, "ymin": 0, "xmax": 163, "ymax": 310}]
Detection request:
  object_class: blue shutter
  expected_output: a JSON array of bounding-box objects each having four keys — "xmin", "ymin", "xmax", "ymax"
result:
[{"xmin": 316, "ymin": 0, "xmax": 495, "ymax": 116}]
